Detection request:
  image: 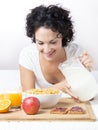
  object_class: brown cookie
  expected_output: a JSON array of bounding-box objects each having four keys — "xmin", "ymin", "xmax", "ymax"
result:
[
  {"xmin": 50, "ymin": 107, "xmax": 69, "ymax": 114},
  {"xmin": 68, "ymin": 106, "xmax": 85, "ymax": 114}
]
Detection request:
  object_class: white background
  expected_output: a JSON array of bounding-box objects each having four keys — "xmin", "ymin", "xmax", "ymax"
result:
[{"xmin": 0, "ymin": 0, "xmax": 98, "ymax": 70}]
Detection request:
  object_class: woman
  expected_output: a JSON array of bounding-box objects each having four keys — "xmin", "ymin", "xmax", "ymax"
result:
[{"xmin": 19, "ymin": 5, "xmax": 93, "ymax": 100}]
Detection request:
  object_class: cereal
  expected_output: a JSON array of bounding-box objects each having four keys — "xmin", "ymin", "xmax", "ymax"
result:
[{"xmin": 27, "ymin": 88, "xmax": 60, "ymax": 95}]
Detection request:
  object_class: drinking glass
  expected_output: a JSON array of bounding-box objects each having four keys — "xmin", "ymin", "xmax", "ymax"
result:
[{"xmin": 4, "ymin": 86, "xmax": 22, "ymax": 110}]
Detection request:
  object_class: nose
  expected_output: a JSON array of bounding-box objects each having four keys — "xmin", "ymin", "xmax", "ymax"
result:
[{"xmin": 43, "ymin": 44, "xmax": 51, "ymax": 53}]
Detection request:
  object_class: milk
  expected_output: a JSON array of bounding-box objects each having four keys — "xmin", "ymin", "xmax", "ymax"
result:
[{"xmin": 59, "ymin": 59, "xmax": 98, "ymax": 101}]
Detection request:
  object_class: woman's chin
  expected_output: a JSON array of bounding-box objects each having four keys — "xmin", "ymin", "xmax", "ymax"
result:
[
  {"xmin": 44, "ymin": 53, "xmax": 56, "ymax": 61},
  {"xmin": 44, "ymin": 57, "xmax": 54, "ymax": 61}
]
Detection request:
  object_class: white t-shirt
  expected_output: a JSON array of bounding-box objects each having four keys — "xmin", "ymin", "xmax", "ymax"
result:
[{"xmin": 19, "ymin": 43, "xmax": 83, "ymax": 88}]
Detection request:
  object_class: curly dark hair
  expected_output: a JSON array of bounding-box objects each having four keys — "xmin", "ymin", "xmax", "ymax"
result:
[{"xmin": 26, "ymin": 4, "xmax": 74, "ymax": 47}]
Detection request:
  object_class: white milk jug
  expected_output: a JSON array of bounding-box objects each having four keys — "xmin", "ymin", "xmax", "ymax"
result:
[{"xmin": 58, "ymin": 58, "xmax": 98, "ymax": 101}]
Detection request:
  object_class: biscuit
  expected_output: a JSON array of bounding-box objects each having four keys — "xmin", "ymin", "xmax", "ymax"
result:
[
  {"xmin": 68, "ymin": 106, "xmax": 85, "ymax": 114},
  {"xmin": 50, "ymin": 107, "xmax": 69, "ymax": 114}
]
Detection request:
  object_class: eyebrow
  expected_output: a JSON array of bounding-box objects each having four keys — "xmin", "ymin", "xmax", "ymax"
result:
[{"xmin": 36, "ymin": 33, "xmax": 59, "ymax": 43}]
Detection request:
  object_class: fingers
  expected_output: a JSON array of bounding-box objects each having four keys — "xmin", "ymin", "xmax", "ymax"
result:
[
  {"xmin": 54, "ymin": 80, "xmax": 80, "ymax": 102},
  {"xmin": 62, "ymin": 86, "xmax": 80, "ymax": 102},
  {"xmin": 62, "ymin": 82, "xmax": 79, "ymax": 100},
  {"xmin": 65, "ymin": 88, "xmax": 78, "ymax": 100},
  {"xmin": 79, "ymin": 51, "xmax": 93, "ymax": 71},
  {"xmin": 64, "ymin": 82, "xmax": 71, "ymax": 89}
]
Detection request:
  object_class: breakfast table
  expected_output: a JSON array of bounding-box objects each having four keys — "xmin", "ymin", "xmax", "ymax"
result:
[{"xmin": 0, "ymin": 70, "xmax": 98, "ymax": 130}]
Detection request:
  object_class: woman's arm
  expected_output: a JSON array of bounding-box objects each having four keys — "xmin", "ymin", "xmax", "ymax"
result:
[{"xmin": 19, "ymin": 65, "xmax": 36, "ymax": 91}]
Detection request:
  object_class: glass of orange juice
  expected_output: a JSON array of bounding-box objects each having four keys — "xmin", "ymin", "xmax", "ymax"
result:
[
  {"xmin": 0, "ymin": 88, "xmax": 5, "ymax": 100},
  {"xmin": 4, "ymin": 86, "xmax": 22, "ymax": 109},
  {"xmin": 0, "ymin": 93, "xmax": 4, "ymax": 100}
]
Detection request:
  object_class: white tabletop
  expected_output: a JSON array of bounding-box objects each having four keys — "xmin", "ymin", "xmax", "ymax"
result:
[{"xmin": 0, "ymin": 70, "xmax": 98, "ymax": 130}]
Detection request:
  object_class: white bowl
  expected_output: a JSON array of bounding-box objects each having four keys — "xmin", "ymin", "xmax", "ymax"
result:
[{"xmin": 24, "ymin": 89, "xmax": 62, "ymax": 108}]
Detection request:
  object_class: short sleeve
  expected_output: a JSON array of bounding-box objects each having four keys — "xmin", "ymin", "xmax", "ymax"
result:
[{"xmin": 19, "ymin": 45, "xmax": 38, "ymax": 71}]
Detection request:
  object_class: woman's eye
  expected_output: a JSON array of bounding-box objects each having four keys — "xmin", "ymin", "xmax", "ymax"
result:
[
  {"xmin": 37, "ymin": 42, "xmax": 43, "ymax": 45},
  {"xmin": 51, "ymin": 41, "xmax": 57, "ymax": 44}
]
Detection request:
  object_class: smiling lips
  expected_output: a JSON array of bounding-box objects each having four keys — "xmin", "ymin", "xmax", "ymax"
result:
[{"xmin": 44, "ymin": 50, "xmax": 55, "ymax": 57}]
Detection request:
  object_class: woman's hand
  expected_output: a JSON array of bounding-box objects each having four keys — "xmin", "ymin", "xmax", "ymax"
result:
[
  {"xmin": 79, "ymin": 51, "xmax": 93, "ymax": 71},
  {"xmin": 53, "ymin": 80, "xmax": 79, "ymax": 101}
]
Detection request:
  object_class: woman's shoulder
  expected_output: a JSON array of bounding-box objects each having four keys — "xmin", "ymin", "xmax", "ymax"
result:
[
  {"xmin": 20, "ymin": 44, "xmax": 37, "ymax": 53},
  {"xmin": 19, "ymin": 44, "xmax": 39, "ymax": 71},
  {"xmin": 19, "ymin": 44, "xmax": 39, "ymax": 61},
  {"xmin": 19, "ymin": 44, "xmax": 38, "ymax": 58}
]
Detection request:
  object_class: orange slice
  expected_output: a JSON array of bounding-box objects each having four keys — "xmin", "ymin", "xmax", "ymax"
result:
[{"xmin": 0, "ymin": 99, "xmax": 11, "ymax": 113}]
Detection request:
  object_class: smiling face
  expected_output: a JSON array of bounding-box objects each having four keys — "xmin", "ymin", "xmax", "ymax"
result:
[{"xmin": 35, "ymin": 27, "xmax": 65, "ymax": 62}]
